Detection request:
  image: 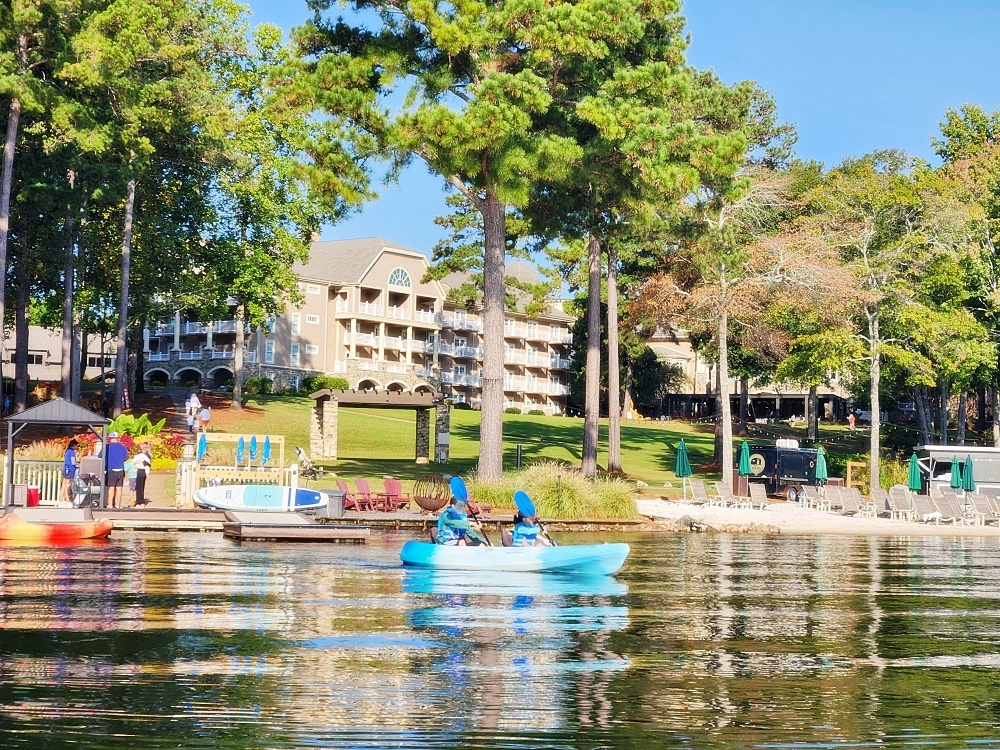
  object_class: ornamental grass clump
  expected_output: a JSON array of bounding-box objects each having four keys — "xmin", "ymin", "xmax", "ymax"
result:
[{"xmin": 467, "ymin": 462, "xmax": 638, "ymax": 520}]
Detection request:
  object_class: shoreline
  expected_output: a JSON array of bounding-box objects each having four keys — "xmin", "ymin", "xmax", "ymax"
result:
[{"xmin": 636, "ymin": 498, "xmax": 1000, "ymax": 538}]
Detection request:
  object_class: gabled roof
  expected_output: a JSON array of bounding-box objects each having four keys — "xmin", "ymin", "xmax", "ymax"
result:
[
  {"xmin": 7, "ymin": 397, "xmax": 110, "ymax": 426},
  {"xmin": 295, "ymin": 237, "xmax": 426, "ymax": 286}
]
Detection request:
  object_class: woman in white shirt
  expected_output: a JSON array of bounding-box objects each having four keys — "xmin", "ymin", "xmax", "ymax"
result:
[{"xmin": 132, "ymin": 441, "xmax": 152, "ymax": 506}]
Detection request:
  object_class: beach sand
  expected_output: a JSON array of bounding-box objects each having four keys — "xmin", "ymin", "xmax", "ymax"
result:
[{"xmin": 637, "ymin": 497, "xmax": 1000, "ymax": 538}]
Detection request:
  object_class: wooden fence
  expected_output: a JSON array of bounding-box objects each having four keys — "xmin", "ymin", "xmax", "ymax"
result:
[{"xmin": 2, "ymin": 460, "xmax": 64, "ymax": 505}]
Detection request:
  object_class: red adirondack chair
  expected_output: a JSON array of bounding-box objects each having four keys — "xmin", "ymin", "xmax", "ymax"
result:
[
  {"xmin": 376, "ymin": 477, "xmax": 411, "ymax": 511},
  {"xmin": 353, "ymin": 478, "xmax": 377, "ymax": 511},
  {"xmin": 336, "ymin": 478, "xmax": 366, "ymax": 512}
]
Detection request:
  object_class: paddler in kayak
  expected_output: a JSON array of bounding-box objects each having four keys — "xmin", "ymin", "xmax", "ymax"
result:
[
  {"xmin": 436, "ymin": 496, "xmax": 488, "ymax": 546},
  {"xmin": 511, "ymin": 511, "xmax": 554, "ymax": 547}
]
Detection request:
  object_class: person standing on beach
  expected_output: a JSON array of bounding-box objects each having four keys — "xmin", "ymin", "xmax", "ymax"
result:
[
  {"xmin": 103, "ymin": 432, "xmax": 129, "ymax": 509},
  {"xmin": 131, "ymin": 442, "xmax": 152, "ymax": 506}
]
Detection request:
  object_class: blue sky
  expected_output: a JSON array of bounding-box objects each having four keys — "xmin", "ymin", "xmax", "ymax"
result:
[{"xmin": 249, "ymin": 0, "xmax": 1000, "ymax": 255}]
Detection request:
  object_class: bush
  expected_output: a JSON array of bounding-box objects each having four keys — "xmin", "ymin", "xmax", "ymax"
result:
[
  {"xmin": 504, "ymin": 407, "xmax": 521, "ymax": 414},
  {"xmin": 183, "ymin": 380, "xmax": 199, "ymax": 389},
  {"xmin": 109, "ymin": 412, "xmax": 166, "ymax": 436},
  {"xmin": 243, "ymin": 376, "xmax": 273, "ymax": 395},
  {"xmin": 301, "ymin": 375, "xmax": 349, "ymax": 393},
  {"xmin": 151, "ymin": 457, "xmax": 177, "ymax": 472},
  {"xmin": 467, "ymin": 462, "xmax": 638, "ymax": 520},
  {"xmin": 452, "ymin": 401, "xmax": 473, "ymax": 410},
  {"xmin": 527, "ymin": 409, "xmax": 545, "ymax": 416}
]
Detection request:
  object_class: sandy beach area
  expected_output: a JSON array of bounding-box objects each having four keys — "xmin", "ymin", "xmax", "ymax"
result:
[{"xmin": 636, "ymin": 497, "xmax": 1000, "ymax": 538}]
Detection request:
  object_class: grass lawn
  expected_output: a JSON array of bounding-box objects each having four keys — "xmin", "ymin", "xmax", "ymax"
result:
[{"xmin": 205, "ymin": 395, "xmax": 874, "ymax": 494}]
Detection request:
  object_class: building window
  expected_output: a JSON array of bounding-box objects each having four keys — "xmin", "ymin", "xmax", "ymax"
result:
[
  {"xmin": 306, "ymin": 314, "xmax": 320, "ymax": 325},
  {"xmin": 307, "ymin": 284, "xmax": 321, "ymax": 295},
  {"xmin": 454, "ymin": 392, "xmax": 466, "ymax": 404},
  {"xmin": 388, "ymin": 267, "xmax": 411, "ymax": 288},
  {"xmin": 265, "ymin": 340, "xmax": 275, "ymax": 364},
  {"xmin": 27, "ymin": 353, "xmax": 43, "ymax": 365},
  {"xmin": 305, "ymin": 344, "xmax": 319, "ymax": 355},
  {"xmin": 526, "ymin": 321, "xmax": 537, "ymax": 337},
  {"xmin": 291, "ymin": 343, "xmax": 300, "ymax": 366},
  {"xmin": 291, "ymin": 313, "xmax": 301, "ymax": 335},
  {"xmin": 88, "ymin": 356, "xmax": 113, "ymax": 368},
  {"xmin": 454, "ymin": 364, "xmax": 466, "ymax": 377},
  {"xmin": 290, "ymin": 376, "xmax": 300, "ymax": 391}
]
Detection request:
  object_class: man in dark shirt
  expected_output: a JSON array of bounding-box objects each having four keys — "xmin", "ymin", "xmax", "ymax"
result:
[{"xmin": 104, "ymin": 432, "xmax": 130, "ymax": 508}]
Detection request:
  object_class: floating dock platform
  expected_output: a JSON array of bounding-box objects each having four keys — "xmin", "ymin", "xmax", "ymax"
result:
[{"xmin": 222, "ymin": 511, "xmax": 370, "ymax": 543}]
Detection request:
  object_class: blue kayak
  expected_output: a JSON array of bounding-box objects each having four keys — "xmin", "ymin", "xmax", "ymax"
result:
[{"xmin": 399, "ymin": 541, "xmax": 629, "ymax": 575}]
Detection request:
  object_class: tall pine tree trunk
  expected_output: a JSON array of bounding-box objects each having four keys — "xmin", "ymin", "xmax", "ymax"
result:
[
  {"xmin": 807, "ymin": 384, "xmax": 819, "ymax": 440},
  {"xmin": 61, "ymin": 172, "xmax": 75, "ymax": 399},
  {"xmin": 132, "ymin": 320, "xmax": 144, "ymax": 395},
  {"xmin": 938, "ymin": 381, "xmax": 949, "ymax": 445},
  {"xmin": 582, "ymin": 232, "xmax": 602, "ymax": 478},
  {"xmin": 868, "ymin": 307, "xmax": 881, "ymax": 491},
  {"xmin": 0, "ymin": 96, "xmax": 21, "ymax": 384},
  {"xmin": 477, "ymin": 191, "xmax": 506, "ymax": 481},
  {"xmin": 606, "ymin": 244, "xmax": 621, "ymax": 473},
  {"xmin": 992, "ymin": 384, "xmax": 1000, "ymax": 447},
  {"xmin": 717, "ymin": 305, "xmax": 734, "ymax": 490},
  {"xmin": 957, "ymin": 389, "xmax": 967, "ymax": 445},
  {"xmin": 14, "ymin": 267, "xmax": 29, "ymax": 411},
  {"xmin": 113, "ymin": 177, "xmax": 137, "ymax": 417},
  {"xmin": 737, "ymin": 375, "xmax": 749, "ymax": 436},
  {"xmin": 232, "ymin": 302, "xmax": 245, "ymax": 410},
  {"xmin": 915, "ymin": 385, "xmax": 931, "ymax": 445}
]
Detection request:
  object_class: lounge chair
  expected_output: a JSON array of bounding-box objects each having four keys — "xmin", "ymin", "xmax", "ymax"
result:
[
  {"xmin": 939, "ymin": 493, "xmax": 979, "ymax": 526},
  {"xmin": 845, "ymin": 487, "xmax": 877, "ymax": 518},
  {"xmin": 689, "ymin": 478, "xmax": 714, "ymax": 506},
  {"xmin": 713, "ymin": 481, "xmax": 742, "ymax": 508},
  {"xmin": 887, "ymin": 485, "xmax": 915, "ymax": 522},
  {"xmin": 748, "ymin": 483, "xmax": 769, "ymax": 511},
  {"xmin": 839, "ymin": 487, "xmax": 860, "ymax": 516},
  {"xmin": 870, "ymin": 487, "xmax": 890, "ymax": 517},
  {"xmin": 912, "ymin": 492, "xmax": 945, "ymax": 524},
  {"xmin": 353, "ymin": 478, "xmax": 377, "ymax": 512},
  {"xmin": 966, "ymin": 493, "xmax": 994, "ymax": 526},
  {"xmin": 336, "ymin": 479, "xmax": 367, "ymax": 512},
  {"xmin": 801, "ymin": 484, "xmax": 822, "ymax": 509},
  {"xmin": 376, "ymin": 477, "xmax": 411, "ymax": 512},
  {"xmin": 825, "ymin": 486, "xmax": 844, "ymax": 512}
]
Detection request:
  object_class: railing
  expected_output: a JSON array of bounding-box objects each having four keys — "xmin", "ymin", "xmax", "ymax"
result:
[
  {"xmin": 524, "ymin": 326, "xmax": 546, "ymax": 341},
  {"xmin": 383, "ymin": 336, "xmax": 404, "ymax": 350},
  {"xmin": 332, "ymin": 360, "xmax": 347, "ymax": 373},
  {"xmin": 146, "ymin": 352, "xmax": 170, "ymax": 362},
  {"xmin": 178, "ymin": 350, "xmax": 203, "ymax": 360},
  {"xmin": 549, "ymin": 357, "xmax": 572, "ymax": 369},
  {"xmin": 386, "ymin": 364, "xmax": 409, "ymax": 374},
  {"xmin": 454, "ymin": 346, "xmax": 482, "ymax": 358},
  {"xmin": 387, "ymin": 306, "xmax": 410, "ymax": 320},
  {"xmin": 414, "ymin": 310, "xmax": 436, "ymax": 324},
  {"xmin": 184, "ymin": 322, "xmax": 205, "ymax": 335},
  {"xmin": 213, "ymin": 320, "xmax": 238, "ymax": 333},
  {"xmin": 438, "ymin": 314, "xmax": 454, "ymax": 328},
  {"xmin": 359, "ymin": 302, "xmax": 383, "ymax": 316},
  {"xmin": 549, "ymin": 332, "xmax": 573, "ymax": 344},
  {"xmin": 452, "ymin": 316, "xmax": 481, "ymax": 331},
  {"xmin": 11, "ymin": 460, "xmax": 63, "ymax": 504},
  {"xmin": 154, "ymin": 323, "xmax": 175, "ymax": 335},
  {"xmin": 439, "ymin": 372, "xmax": 455, "ymax": 384},
  {"xmin": 524, "ymin": 379, "xmax": 542, "ymax": 393},
  {"xmin": 453, "ymin": 374, "xmax": 482, "ymax": 387},
  {"xmin": 416, "ymin": 368, "xmax": 434, "ymax": 378},
  {"xmin": 358, "ymin": 362, "xmax": 379, "ymax": 371},
  {"xmin": 505, "ymin": 351, "xmax": 526, "ymax": 365},
  {"xmin": 335, "ymin": 300, "xmax": 350, "ymax": 313},
  {"xmin": 352, "ymin": 333, "xmax": 379, "ymax": 347},
  {"xmin": 438, "ymin": 343, "xmax": 455, "ymax": 355},
  {"xmin": 423, "ymin": 340, "xmax": 436, "ymax": 353},
  {"xmin": 504, "ymin": 324, "xmax": 526, "ymax": 338},
  {"xmin": 211, "ymin": 349, "xmax": 234, "ymax": 359},
  {"xmin": 503, "ymin": 377, "xmax": 524, "ymax": 390},
  {"xmin": 548, "ymin": 384, "xmax": 570, "ymax": 396},
  {"xmin": 524, "ymin": 354, "xmax": 541, "ymax": 367}
]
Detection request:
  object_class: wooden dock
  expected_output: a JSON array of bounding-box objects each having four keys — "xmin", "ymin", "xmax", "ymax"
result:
[
  {"xmin": 95, "ymin": 508, "xmax": 228, "ymax": 532},
  {"xmin": 222, "ymin": 511, "xmax": 370, "ymax": 543}
]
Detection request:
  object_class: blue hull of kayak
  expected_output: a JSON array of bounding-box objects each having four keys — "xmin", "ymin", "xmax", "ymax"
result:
[{"xmin": 399, "ymin": 541, "xmax": 629, "ymax": 575}]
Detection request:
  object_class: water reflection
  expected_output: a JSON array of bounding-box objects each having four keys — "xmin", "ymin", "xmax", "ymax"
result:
[{"xmin": 3, "ymin": 533, "xmax": 1000, "ymax": 748}]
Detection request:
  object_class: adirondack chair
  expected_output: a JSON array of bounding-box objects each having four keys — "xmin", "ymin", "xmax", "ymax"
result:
[
  {"xmin": 376, "ymin": 477, "xmax": 411, "ymax": 511},
  {"xmin": 353, "ymin": 478, "xmax": 377, "ymax": 512},
  {"xmin": 336, "ymin": 478, "xmax": 365, "ymax": 512}
]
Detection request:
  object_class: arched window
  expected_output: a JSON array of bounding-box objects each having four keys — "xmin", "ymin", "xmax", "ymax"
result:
[{"xmin": 388, "ymin": 267, "xmax": 411, "ymax": 288}]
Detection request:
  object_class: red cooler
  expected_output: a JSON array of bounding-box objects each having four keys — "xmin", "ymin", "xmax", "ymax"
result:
[{"xmin": 26, "ymin": 486, "xmax": 40, "ymax": 507}]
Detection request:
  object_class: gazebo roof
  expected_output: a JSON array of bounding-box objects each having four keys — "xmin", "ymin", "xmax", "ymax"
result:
[{"xmin": 7, "ymin": 398, "xmax": 110, "ymax": 426}]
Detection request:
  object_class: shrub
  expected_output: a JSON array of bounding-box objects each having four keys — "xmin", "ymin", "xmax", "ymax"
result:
[
  {"xmin": 504, "ymin": 407, "xmax": 521, "ymax": 414},
  {"xmin": 151, "ymin": 457, "xmax": 177, "ymax": 471},
  {"xmin": 244, "ymin": 377, "xmax": 273, "ymax": 395},
  {"xmin": 184, "ymin": 380, "xmax": 199, "ymax": 389},
  {"xmin": 527, "ymin": 409, "xmax": 545, "ymax": 416},
  {"xmin": 109, "ymin": 412, "xmax": 166, "ymax": 436},
  {"xmin": 301, "ymin": 375, "xmax": 349, "ymax": 393},
  {"xmin": 466, "ymin": 462, "xmax": 638, "ymax": 520},
  {"xmin": 452, "ymin": 401, "xmax": 473, "ymax": 410}
]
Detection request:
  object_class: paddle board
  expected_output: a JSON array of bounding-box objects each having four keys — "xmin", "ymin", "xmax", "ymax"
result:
[{"xmin": 194, "ymin": 485, "xmax": 328, "ymax": 512}]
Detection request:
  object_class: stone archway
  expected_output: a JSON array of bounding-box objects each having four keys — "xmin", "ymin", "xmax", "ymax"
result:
[
  {"xmin": 176, "ymin": 368, "xmax": 202, "ymax": 387},
  {"xmin": 357, "ymin": 378, "xmax": 380, "ymax": 391},
  {"xmin": 145, "ymin": 368, "xmax": 170, "ymax": 386},
  {"xmin": 385, "ymin": 381, "xmax": 407, "ymax": 393},
  {"xmin": 413, "ymin": 384, "xmax": 433, "ymax": 395},
  {"xmin": 207, "ymin": 366, "xmax": 233, "ymax": 389}
]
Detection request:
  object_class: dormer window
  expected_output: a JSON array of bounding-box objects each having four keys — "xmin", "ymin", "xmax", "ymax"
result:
[{"xmin": 388, "ymin": 267, "xmax": 411, "ymax": 289}]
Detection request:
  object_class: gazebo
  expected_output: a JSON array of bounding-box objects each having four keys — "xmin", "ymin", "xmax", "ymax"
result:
[
  {"xmin": 4, "ymin": 398, "xmax": 111, "ymax": 507},
  {"xmin": 309, "ymin": 389, "xmax": 451, "ymax": 464}
]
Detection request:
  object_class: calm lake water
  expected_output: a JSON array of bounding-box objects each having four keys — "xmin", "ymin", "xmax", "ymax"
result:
[{"xmin": 2, "ymin": 531, "xmax": 1000, "ymax": 749}]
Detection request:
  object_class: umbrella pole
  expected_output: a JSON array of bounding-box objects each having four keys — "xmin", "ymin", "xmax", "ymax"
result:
[{"xmin": 683, "ymin": 476, "xmax": 687, "ymax": 501}]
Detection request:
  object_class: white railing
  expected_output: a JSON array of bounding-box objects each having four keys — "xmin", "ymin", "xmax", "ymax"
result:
[
  {"xmin": 211, "ymin": 349, "xmax": 234, "ymax": 359},
  {"xmin": 454, "ymin": 375, "xmax": 482, "ymax": 387},
  {"xmin": 383, "ymin": 336, "xmax": 404, "ymax": 350},
  {"xmin": 549, "ymin": 357, "xmax": 572, "ymax": 369},
  {"xmin": 548, "ymin": 383, "xmax": 570, "ymax": 395},
  {"xmin": 184, "ymin": 322, "xmax": 205, "ymax": 334},
  {"xmin": 505, "ymin": 351, "xmax": 526, "ymax": 365},
  {"xmin": 155, "ymin": 322, "xmax": 175, "ymax": 335},
  {"xmin": 503, "ymin": 377, "xmax": 524, "ymax": 390},
  {"xmin": 358, "ymin": 362, "xmax": 379, "ymax": 371},
  {"xmin": 438, "ymin": 343, "xmax": 455, "ymax": 355},
  {"xmin": 454, "ymin": 316, "xmax": 482, "ymax": 332},
  {"xmin": 438, "ymin": 314, "xmax": 455, "ymax": 327},
  {"xmin": 332, "ymin": 360, "xmax": 347, "ymax": 373},
  {"xmin": 504, "ymin": 324, "xmax": 526, "ymax": 338},
  {"xmin": 386, "ymin": 364, "xmax": 408, "ymax": 374},
  {"xmin": 146, "ymin": 352, "xmax": 170, "ymax": 362},
  {"xmin": 440, "ymin": 372, "xmax": 455, "ymax": 384},
  {"xmin": 179, "ymin": 350, "xmax": 203, "ymax": 360},
  {"xmin": 213, "ymin": 320, "xmax": 238, "ymax": 333},
  {"xmin": 414, "ymin": 310, "xmax": 436, "ymax": 323},
  {"xmin": 359, "ymin": 302, "xmax": 383, "ymax": 316},
  {"xmin": 454, "ymin": 346, "xmax": 482, "ymax": 358},
  {"xmin": 416, "ymin": 368, "xmax": 434, "ymax": 378},
  {"xmin": 525, "ymin": 326, "xmax": 545, "ymax": 340},
  {"xmin": 353, "ymin": 333, "xmax": 379, "ymax": 347},
  {"xmin": 335, "ymin": 300, "xmax": 350, "ymax": 313},
  {"xmin": 549, "ymin": 332, "xmax": 573, "ymax": 344},
  {"xmin": 387, "ymin": 306, "xmax": 410, "ymax": 320},
  {"xmin": 524, "ymin": 354, "xmax": 541, "ymax": 367},
  {"xmin": 423, "ymin": 340, "xmax": 436, "ymax": 353},
  {"xmin": 525, "ymin": 378, "xmax": 541, "ymax": 393},
  {"xmin": 11, "ymin": 460, "xmax": 63, "ymax": 505}
]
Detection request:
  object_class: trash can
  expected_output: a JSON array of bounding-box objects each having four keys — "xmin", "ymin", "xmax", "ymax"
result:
[
  {"xmin": 26, "ymin": 486, "xmax": 40, "ymax": 507},
  {"xmin": 322, "ymin": 490, "xmax": 345, "ymax": 519},
  {"xmin": 10, "ymin": 485, "xmax": 27, "ymax": 507}
]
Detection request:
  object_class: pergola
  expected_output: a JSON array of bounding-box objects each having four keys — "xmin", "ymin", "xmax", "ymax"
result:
[
  {"xmin": 309, "ymin": 389, "xmax": 451, "ymax": 464},
  {"xmin": 4, "ymin": 398, "xmax": 111, "ymax": 507}
]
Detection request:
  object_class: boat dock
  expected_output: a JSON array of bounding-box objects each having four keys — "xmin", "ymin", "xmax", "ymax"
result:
[{"xmin": 223, "ymin": 511, "xmax": 370, "ymax": 543}]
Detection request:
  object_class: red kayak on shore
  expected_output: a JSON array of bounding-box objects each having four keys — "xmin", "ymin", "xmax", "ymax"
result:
[{"xmin": 0, "ymin": 513, "xmax": 112, "ymax": 543}]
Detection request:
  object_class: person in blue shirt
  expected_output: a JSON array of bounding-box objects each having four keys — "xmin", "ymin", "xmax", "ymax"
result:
[
  {"xmin": 511, "ymin": 512, "xmax": 553, "ymax": 547},
  {"xmin": 60, "ymin": 439, "xmax": 79, "ymax": 504},
  {"xmin": 436, "ymin": 497, "xmax": 486, "ymax": 546},
  {"xmin": 103, "ymin": 432, "xmax": 130, "ymax": 509}
]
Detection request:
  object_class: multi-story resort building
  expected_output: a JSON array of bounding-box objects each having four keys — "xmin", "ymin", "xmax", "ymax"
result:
[{"xmin": 143, "ymin": 237, "xmax": 575, "ymax": 415}]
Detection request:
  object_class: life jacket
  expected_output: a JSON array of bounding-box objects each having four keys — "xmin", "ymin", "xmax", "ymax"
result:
[
  {"xmin": 511, "ymin": 521, "xmax": 541, "ymax": 547},
  {"xmin": 436, "ymin": 507, "xmax": 468, "ymax": 545}
]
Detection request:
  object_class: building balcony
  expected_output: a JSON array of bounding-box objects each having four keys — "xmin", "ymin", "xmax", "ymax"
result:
[
  {"xmin": 414, "ymin": 310, "xmax": 437, "ymax": 324},
  {"xmin": 524, "ymin": 327, "xmax": 548, "ymax": 342},
  {"xmin": 503, "ymin": 324, "xmax": 526, "ymax": 338},
  {"xmin": 416, "ymin": 368, "xmax": 434, "ymax": 378},
  {"xmin": 504, "ymin": 351, "xmax": 526, "ymax": 365},
  {"xmin": 358, "ymin": 302, "xmax": 383, "ymax": 316},
  {"xmin": 210, "ymin": 349, "xmax": 234, "ymax": 360},
  {"xmin": 332, "ymin": 360, "xmax": 347, "ymax": 373},
  {"xmin": 549, "ymin": 356, "xmax": 572, "ymax": 369},
  {"xmin": 349, "ymin": 332, "xmax": 380, "ymax": 347},
  {"xmin": 385, "ymin": 363, "xmax": 409, "ymax": 374},
  {"xmin": 178, "ymin": 350, "xmax": 203, "ymax": 361},
  {"xmin": 549, "ymin": 332, "xmax": 573, "ymax": 344},
  {"xmin": 358, "ymin": 362, "xmax": 379, "ymax": 371},
  {"xmin": 455, "ymin": 374, "xmax": 482, "ymax": 387},
  {"xmin": 146, "ymin": 352, "xmax": 170, "ymax": 362},
  {"xmin": 524, "ymin": 379, "xmax": 545, "ymax": 394},
  {"xmin": 386, "ymin": 306, "xmax": 410, "ymax": 321},
  {"xmin": 383, "ymin": 336, "xmax": 405, "ymax": 350},
  {"xmin": 453, "ymin": 315, "xmax": 481, "ymax": 332},
  {"xmin": 454, "ymin": 346, "xmax": 482, "ymax": 359},
  {"xmin": 524, "ymin": 354, "xmax": 544, "ymax": 367},
  {"xmin": 213, "ymin": 320, "xmax": 238, "ymax": 334},
  {"xmin": 184, "ymin": 322, "xmax": 206, "ymax": 335},
  {"xmin": 246, "ymin": 351, "xmax": 257, "ymax": 363},
  {"xmin": 438, "ymin": 313, "xmax": 454, "ymax": 328},
  {"xmin": 153, "ymin": 323, "xmax": 175, "ymax": 336},
  {"xmin": 335, "ymin": 300, "xmax": 350, "ymax": 313},
  {"xmin": 438, "ymin": 342, "xmax": 456, "ymax": 355},
  {"xmin": 503, "ymin": 377, "xmax": 524, "ymax": 391},
  {"xmin": 548, "ymin": 384, "xmax": 569, "ymax": 396},
  {"xmin": 422, "ymin": 340, "xmax": 436, "ymax": 353}
]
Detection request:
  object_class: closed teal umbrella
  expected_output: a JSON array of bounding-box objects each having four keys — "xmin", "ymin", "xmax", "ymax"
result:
[
  {"xmin": 908, "ymin": 453, "xmax": 922, "ymax": 492},
  {"xmin": 815, "ymin": 446, "xmax": 828, "ymax": 486},
  {"xmin": 738, "ymin": 440, "xmax": 752, "ymax": 476},
  {"xmin": 675, "ymin": 439, "xmax": 692, "ymax": 500},
  {"xmin": 262, "ymin": 436, "xmax": 272, "ymax": 467},
  {"xmin": 197, "ymin": 432, "xmax": 207, "ymax": 461},
  {"xmin": 963, "ymin": 455, "xmax": 975, "ymax": 492},
  {"xmin": 950, "ymin": 455, "xmax": 962, "ymax": 490},
  {"xmin": 236, "ymin": 436, "xmax": 245, "ymax": 466}
]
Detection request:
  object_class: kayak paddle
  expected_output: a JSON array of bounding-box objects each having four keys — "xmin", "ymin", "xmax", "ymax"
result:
[
  {"xmin": 513, "ymin": 489, "xmax": 556, "ymax": 546},
  {"xmin": 450, "ymin": 476, "xmax": 491, "ymax": 546}
]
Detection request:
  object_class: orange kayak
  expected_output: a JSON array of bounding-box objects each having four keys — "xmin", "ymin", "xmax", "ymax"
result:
[{"xmin": 0, "ymin": 513, "xmax": 112, "ymax": 543}]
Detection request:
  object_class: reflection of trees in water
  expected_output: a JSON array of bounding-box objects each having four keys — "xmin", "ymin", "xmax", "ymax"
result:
[{"xmin": 571, "ymin": 595, "xmax": 615, "ymax": 729}]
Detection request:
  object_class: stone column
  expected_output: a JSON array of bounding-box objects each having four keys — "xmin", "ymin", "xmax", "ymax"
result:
[
  {"xmin": 415, "ymin": 408, "xmax": 430, "ymax": 464},
  {"xmin": 173, "ymin": 311, "xmax": 181, "ymax": 350},
  {"xmin": 322, "ymin": 398, "xmax": 338, "ymax": 459},
  {"xmin": 405, "ymin": 325, "xmax": 413, "ymax": 365},
  {"xmin": 434, "ymin": 403, "xmax": 451, "ymax": 463},
  {"xmin": 206, "ymin": 322, "xmax": 213, "ymax": 351},
  {"xmin": 349, "ymin": 318, "xmax": 357, "ymax": 358},
  {"xmin": 310, "ymin": 398, "xmax": 323, "ymax": 459},
  {"xmin": 142, "ymin": 326, "xmax": 150, "ymax": 353}
]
